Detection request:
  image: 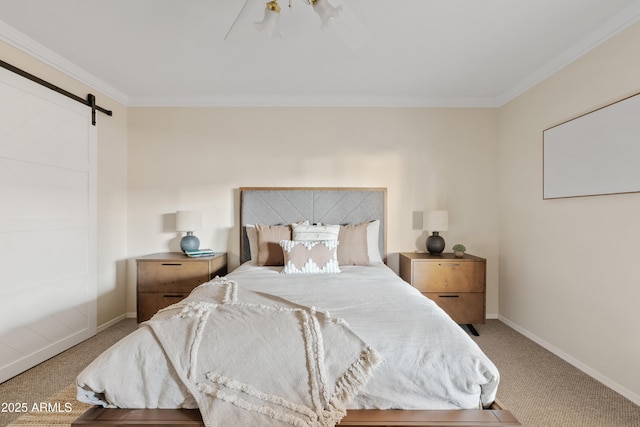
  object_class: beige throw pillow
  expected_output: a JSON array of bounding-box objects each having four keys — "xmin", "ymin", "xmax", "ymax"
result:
[
  {"xmin": 337, "ymin": 222, "xmax": 370, "ymax": 266},
  {"xmin": 255, "ymin": 224, "xmax": 291, "ymax": 266}
]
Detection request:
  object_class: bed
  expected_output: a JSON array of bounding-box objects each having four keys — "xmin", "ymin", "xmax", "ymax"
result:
[{"xmin": 73, "ymin": 187, "xmax": 519, "ymax": 426}]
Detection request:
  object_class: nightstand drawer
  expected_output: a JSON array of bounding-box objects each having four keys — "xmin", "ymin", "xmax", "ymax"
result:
[
  {"xmin": 413, "ymin": 261, "xmax": 484, "ymax": 293},
  {"xmin": 425, "ymin": 292, "xmax": 485, "ymax": 324},
  {"xmin": 137, "ymin": 292, "xmax": 189, "ymax": 322},
  {"xmin": 137, "ymin": 261, "xmax": 210, "ymax": 292}
]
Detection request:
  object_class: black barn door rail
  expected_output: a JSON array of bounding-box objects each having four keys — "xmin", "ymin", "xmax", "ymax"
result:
[{"xmin": 0, "ymin": 59, "xmax": 113, "ymax": 125}]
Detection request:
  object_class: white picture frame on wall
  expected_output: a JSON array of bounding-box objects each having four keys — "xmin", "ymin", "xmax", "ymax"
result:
[{"xmin": 543, "ymin": 91, "xmax": 640, "ymax": 199}]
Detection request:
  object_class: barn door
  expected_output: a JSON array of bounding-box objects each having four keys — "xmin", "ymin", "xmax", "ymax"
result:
[{"xmin": 0, "ymin": 66, "xmax": 97, "ymax": 382}]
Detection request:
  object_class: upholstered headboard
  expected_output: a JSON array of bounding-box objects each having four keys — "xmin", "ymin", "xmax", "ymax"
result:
[{"xmin": 239, "ymin": 187, "xmax": 387, "ymax": 264}]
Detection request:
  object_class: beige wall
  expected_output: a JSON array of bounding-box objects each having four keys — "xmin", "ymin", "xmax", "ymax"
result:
[
  {"xmin": 498, "ymin": 21, "xmax": 640, "ymax": 403},
  {"xmin": 0, "ymin": 41, "xmax": 129, "ymax": 327},
  {"xmin": 95, "ymin": 98, "xmax": 128, "ymax": 328},
  {"xmin": 127, "ymin": 106, "xmax": 500, "ymax": 316}
]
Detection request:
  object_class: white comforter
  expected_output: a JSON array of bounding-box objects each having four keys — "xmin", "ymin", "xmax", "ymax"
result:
[{"xmin": 77, "ymin": 263, "xmax": 498, "ymax": 413}]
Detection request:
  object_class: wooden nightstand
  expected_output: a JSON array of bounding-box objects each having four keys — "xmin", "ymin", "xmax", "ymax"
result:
[
  {"xmin": 136, "ymin": 252, "xmax": 227, "ymax": 323},
  {"xmin": 399, "ymin": 252, "xmax": 486, "ymax": 336}
]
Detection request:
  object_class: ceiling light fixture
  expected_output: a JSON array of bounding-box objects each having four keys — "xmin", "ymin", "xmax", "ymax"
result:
[
  {"xmin": 225, "ymin": 0, "xmax": 372, "ymax": 49},
  {"xmin": 254, "ymin": 0, "xmax": 342, "ymax": 37}
]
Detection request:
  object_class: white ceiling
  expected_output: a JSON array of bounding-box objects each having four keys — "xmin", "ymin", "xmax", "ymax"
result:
[{"xmin": 1, "ymin": 0, "xmax": 640, "ymax": 107}]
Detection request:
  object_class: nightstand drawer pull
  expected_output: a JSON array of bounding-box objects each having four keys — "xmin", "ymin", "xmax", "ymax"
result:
[
  {"xmin": 438, "ymin": 295, "xmax": 460, "ymax": 298},
  {"xmin": 163, "ymin": 294, "xmax": 185, "ymax": 298},
  {"xmin": 161, "ymin": 263, "xmax": 183, "ymax": 266}
]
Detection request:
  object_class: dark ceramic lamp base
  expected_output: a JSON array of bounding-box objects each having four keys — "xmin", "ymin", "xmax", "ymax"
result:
[{"xmin": 426, "ymin": 232, "xmax": 445, "ymax": 254}]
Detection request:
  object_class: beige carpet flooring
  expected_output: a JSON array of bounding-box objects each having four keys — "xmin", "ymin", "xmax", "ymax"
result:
[
  {"xmin": 1, "ymin": 319, "xmax": 639, "ymax": 426},
  {"xmin": 472, "ymin": 321, "xmax": 640, "ymax": 427}
]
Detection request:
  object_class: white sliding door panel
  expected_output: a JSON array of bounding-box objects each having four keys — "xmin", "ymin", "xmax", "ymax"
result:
[
  {"xmin": 0, "ymin": 158, "xmax": 89, "ymax": 234},
  {"xmin": 0, "ymin": 103, "xmax": 89, "ymax": 171},
  {"xmin": 0, "ymin": 67, "xmax": 96, "ymax": 383},
  {"xmin": 0, "ymin": 229, "xmax": 88, "ymax": 291}
]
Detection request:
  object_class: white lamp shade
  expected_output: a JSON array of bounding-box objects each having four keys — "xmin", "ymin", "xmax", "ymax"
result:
[
  {"xmin": 176, "ymin": 211, "xmax": 202, "ymax": 232},
  {"xmin": 425, "ymin": 210, "xmax": 448, "ymax": 232}
]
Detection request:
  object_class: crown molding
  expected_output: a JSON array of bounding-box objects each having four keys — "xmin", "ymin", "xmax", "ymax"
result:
[
  {"xmin": 496, "ymin": 1, "xmax": 640, "ymax": 107},
  {"xmin": 126, "ymin": 94, "xmax": 501, "ymax": 108},
  {"xmin": 0, "ymin": 19, "xmax": 129, "ymax": 106}
]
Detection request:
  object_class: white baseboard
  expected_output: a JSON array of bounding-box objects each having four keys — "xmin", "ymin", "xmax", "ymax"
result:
[
  {"xmin": 498, "ymin": 315, "xmax": 640, "ymax": 406},
  {"xmin": 97, "ymin": 313, "xmax": 128, "ymax": 333},
  {"xmin": 97, "ymin": 312, "xmax": 137, "ymax": 333},
  {"xmin": 486, "ymin": 313, "xmax": 499, "ymax": 319},
  {"xmin": 0, "ymin": 327, "xmax": 93, "ymax": 383}
]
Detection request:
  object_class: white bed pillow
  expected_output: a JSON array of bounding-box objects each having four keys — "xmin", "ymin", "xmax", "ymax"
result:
[
  {"xmin": 245, "ymin": 225, "xmax": 258, "ymax": 264},
  {"xmin": 292, "ymin": 223, "xmax": 340, "ymax": 241},
  {"xmin": 367, "ymin": 220, "xmax": 383, "ymax": 263},
  {"xmin": 280, "ymin": 240, "xmax": 341, "ymax": 274}
]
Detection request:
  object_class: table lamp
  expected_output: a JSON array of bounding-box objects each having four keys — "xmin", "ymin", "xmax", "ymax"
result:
[{"xmin": 176, "ymin": 210, "xmax": 202, "ymax": 252}]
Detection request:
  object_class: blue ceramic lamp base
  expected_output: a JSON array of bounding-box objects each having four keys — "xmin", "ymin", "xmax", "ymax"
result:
[{"xmin": 180, "ymin": 232, "xmax": 200, "ymax": 252}]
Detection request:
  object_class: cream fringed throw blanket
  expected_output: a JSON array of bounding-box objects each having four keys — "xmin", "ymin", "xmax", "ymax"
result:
[{"xmin": 144, "ymin": 278, "xmax": 383, "ymax": 427}]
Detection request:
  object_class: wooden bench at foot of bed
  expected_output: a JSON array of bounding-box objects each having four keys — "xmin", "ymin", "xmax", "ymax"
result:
[{"xmin": 72, "ymin": 407, "xmax": 522, "ymax": 427}]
